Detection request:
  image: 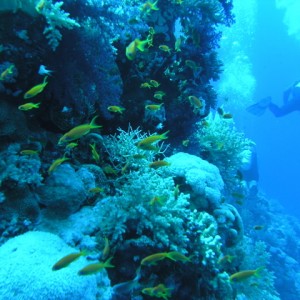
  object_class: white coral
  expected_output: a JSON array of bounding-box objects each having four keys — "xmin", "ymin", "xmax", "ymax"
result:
[{"xmin": 164, "ymin": 152, "xmax": 224, "ymax": 208}]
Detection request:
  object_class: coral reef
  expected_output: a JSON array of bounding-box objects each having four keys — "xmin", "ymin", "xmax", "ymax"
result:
[
  {"xmin": 194, "ymin": 112, "xmax": 254, "ymax": 191},
  {"xmin": 1, "ymin": 1, "xmax": 296, "ymax": 299}
]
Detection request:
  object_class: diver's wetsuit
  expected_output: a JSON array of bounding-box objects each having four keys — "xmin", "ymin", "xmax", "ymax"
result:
[{"xmin": 269, "ymin": 81, "xmax": 300, "ymax": 117}]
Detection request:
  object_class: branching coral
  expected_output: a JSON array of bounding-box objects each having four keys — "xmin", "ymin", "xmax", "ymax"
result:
[
  {"xmin": 41, "ymin": 1, "xmax": 80, "ymax": 51},
  {"xmin": 194, "ymin": 112, "xmax": 254, "ymax": 190},
  {"xmin": 232, "ymin": 238, "xmax": 280, "ymax": 300},
  {"xmin": 102, "ymin": 125, "xmax": 168, "ymax": 173}
]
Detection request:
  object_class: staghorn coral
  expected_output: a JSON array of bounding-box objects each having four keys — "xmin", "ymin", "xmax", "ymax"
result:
[{"xmin": 40, "ymin": 1, "xmax": 80, "ymax": 51}]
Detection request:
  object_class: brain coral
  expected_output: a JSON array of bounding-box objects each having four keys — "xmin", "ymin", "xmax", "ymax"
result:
[
  {"xmin": 165, "ymin": 152, "xmax": 224, "ymax": 210},
  {"xmin": 0, "ymin": 231, "xmax": 111, "ymax": 300}
]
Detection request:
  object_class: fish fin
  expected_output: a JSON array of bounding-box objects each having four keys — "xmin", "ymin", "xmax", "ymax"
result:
[
  {"xmin": 254, "ymin": 266, "xmax": 265, "ymax": 277},
  {"xmin": 89, "ymin": 116, "xmax": 102, "ymax": 129},
  {"xmin": 104, "ymin": 256, "xmax": 115, "ymax": 268}
]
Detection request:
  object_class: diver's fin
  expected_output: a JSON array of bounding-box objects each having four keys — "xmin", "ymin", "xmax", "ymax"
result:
[{"xmin": 246, "ymin": 97, "xmax": 272, "ymax": 116}]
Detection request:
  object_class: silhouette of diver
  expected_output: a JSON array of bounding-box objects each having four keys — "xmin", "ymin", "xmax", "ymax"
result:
[{"xmin": 246, "ymin": 80, "xmax": 300, "ymax": 117}]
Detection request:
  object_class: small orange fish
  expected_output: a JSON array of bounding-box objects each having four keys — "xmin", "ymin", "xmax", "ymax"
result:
[
  {"xmin": 149, "ymin": 195, "xmax": 167, "ymax": 206},
  {"xmin": 188, "ymin": 95, "xmax": 203, "ymax": 109},
  {"xmin": 52, "ymin": 251, "xmax": 87, "ymax": 271},
  {"xmin": 149, "ymin": 160, "xmax": 171, "ymax": 169},
  {"xmin": 78, "ymin": 257, "xmax": 114, "ymax": 275},
  {"xmin": 230, "ymin": 267, "xmax": 264, "ymax": 282}
]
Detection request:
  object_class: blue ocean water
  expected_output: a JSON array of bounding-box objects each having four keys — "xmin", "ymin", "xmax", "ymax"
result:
[{"xmin": 244, "ymin": 0, "xmax": 300, "ymax": 218}]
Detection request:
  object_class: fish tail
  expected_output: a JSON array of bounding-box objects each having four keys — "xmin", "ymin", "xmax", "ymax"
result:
[
  {"xmin": 89, "ymin": 116, "xmax": 102, "ymax": 129},
  {"xmin": 254, "ymin": 266, "xmax": 265, "ymax": 277},
  {"xmin": 104, "ymin": 256, "xmax": 115, "ymax": 268},
  {"xmin": 161, "ymin": 130, "xmax": 170, "ymax": 139},
  {"xmin": 136, "ymin": 39, "xmax": 149, "ymax": 52},
  {"xmin": 43, "ymin": 76, "xmax": 48, "ymax": 85}
]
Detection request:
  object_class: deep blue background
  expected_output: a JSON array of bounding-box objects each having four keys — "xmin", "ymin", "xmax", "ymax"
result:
[{"xmin": 242, "ymin": 1, "xmax": 300, "ymax": 217}]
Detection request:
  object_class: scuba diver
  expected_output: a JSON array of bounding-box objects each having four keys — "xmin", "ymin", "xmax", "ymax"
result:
[{"xmin": 246, "ymin": 80, "xmax": 300, "ymax": 117}]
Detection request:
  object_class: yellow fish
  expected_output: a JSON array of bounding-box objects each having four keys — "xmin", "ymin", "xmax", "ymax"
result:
[
  {"xmin": 141, "ymin": 251, "xmax": 191, "ymax": 266},
  {"xmin": 48, "ymin": 154, "xmax": 69, "ymax": 174},
  {"xmin": 35, "ymin": 0, "xmax": 45, "ymax": 13},
  {"xmin": 126, "ymin": 39, "xmax": 149, "ymax": 60},
  {"xmin": 175, "ymin": 37, "xmax": 182, "ymax": 52},
  {"xmin": 188, "ymin": 96, "xmax": 203, "ymax": 109},
  {"xmin": 90, "ymin": 143, "xmax": 100, "ymax": 163},
  {"xmin": 88, "ymin": 187, "xmax": 104, "ymax": 193},
  {"xmin": 154, "ymin": 91, "xmax": 166, "ymax": 100},
  {"xmin": 0, "ymin": 64, "xmax": 14, "ymax": 81},
  {"xmin": 20, "ymin": 149, "xmax": 39, "ymax": 155},
  {"xmin": 159, "ymin": 45, "xmax": 171, "ymax": 53},
  {"xmin": 52, "ymin": 251, "xmax": 87, "ymax": 271},
  {"xmin": 107, "ymin": 106, "xmax": 125, "ymax": 114},
  {"xmin": 145, "ymin": 103, "xmax": 163, "ymax": 111},
  {"xmin": 142, "ymin": 284, "xmax": 172, "ymax": 300},
  {"xmin": 78, "ymin": 257, "xmax": 114, "ymax": 275},
  {"xmin": 65, "ymin": 142, "xmax": 78, "ymax": 149},
  {"xmin": 174, "ymin": 184, "xmax": 180, "ymax": 200},
  {"xmin": 149, "ymin": 195, "xmax": 167, "ymax": 206},
  {"xmin": 137, "ymin": 130, "xmax": 169, "ymax": 148},
  {"xmin": 58, "ymin": 116, "xmax": 101, "ymax": 145},
  {"xmin": 149, "ymin": 79, "xmax": 160, "ymax": 87},
  {"xmin": 102, "ymin": 237, "xmax": 110, "ymax": 260},
  {"xmin": 140, "ymin": 0, "xmax": 159, "ymax": 14},
  {"xmin": 103, "ymin": 165, "xmax": 118, "ymax": 176},
  {"xmin": 149, "ymin": 160, "xmax": 171, "ymax": 169},
  {"xmin": 230, "ymin": 267, "xmax": 264, "ymax": 282},
  {"xmin": 140, "ymin": 82, "xmax": 152, "ymax": 89},
  {"xmin": 24, "ymin": 76, "xmax": 48, "ymax": 99},
  {"xmin": 18, "ymin": 102, "xmax": 40, "ymax": 111},
  {"xmin": 217, "ymin": 255, "xmax": 235, "ymax": 264},
  {"xmin": 185, "ymin": 60, "xmax": 201, "ymax": 71},
  {"xmin": 182, "ymin": 139, "xmax": 189, "ymax": 147},
  {"xmin": 137, "ymin": 144, "xmax": 159, "ymax": 151}
]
